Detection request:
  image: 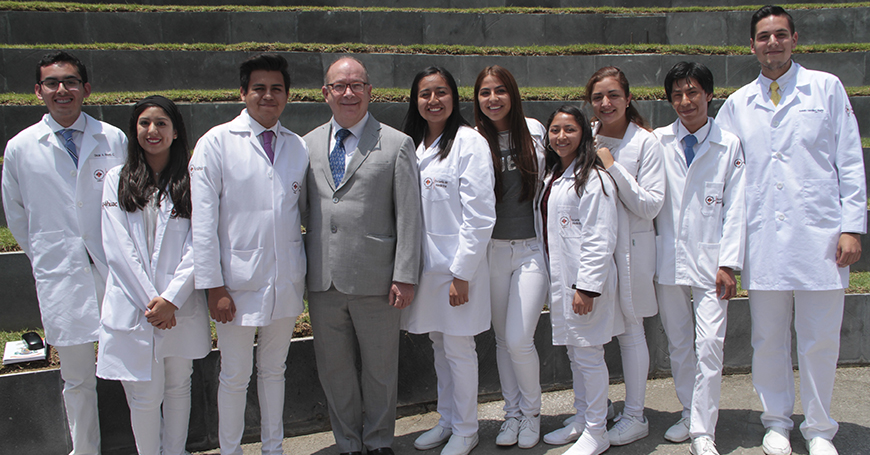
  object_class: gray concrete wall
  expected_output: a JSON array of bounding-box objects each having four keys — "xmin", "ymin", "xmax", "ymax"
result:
[
  {"xmin": 26, "ymin": 0, "xmax": 867, "ymax": 7},
  {"xmin": 1, "ymin": 8, "xmax": 864, "ymax": 47}
]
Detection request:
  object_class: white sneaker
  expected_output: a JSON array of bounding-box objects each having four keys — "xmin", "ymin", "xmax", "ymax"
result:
[
  {"xmin": 495, "ymin": 417, "xmax": 519, "ymax": 446},
  {"xmin": 441, "ymin": 433, "xmax": 479, "ymax": 455},
  {"xmin": 517, "ymin": 414, "xmax": 540, "ymax": 449},
  {"xmin": 806, "ymin": 437, "xmax": 838, "ymax": 455},
  {"xmin": 415, "ymin": 424, "xmax": 452, "ymax": 450},
  {"xmin": 607, "ymin": 413, "xmax": 649, "ymax": 446},
  {"xmin": 563, "ymin": 431, "xmax": 610, "ymax": 455},
  {"xmin": 664, "ymin": 416, "xmax": 691, "ymax": 443},
  {"xmin": 762, "ymin": 427, "xmax": 792, "ymax": 455},
  {"xmin": 543, "ymin": 421, "xmax": 584, "ymax": 445},
  {"xmin": 690, "ymin": 436, "xmax": 720, "ymax": 455},
  {"xmin": 562, "ymin": 400, "xmax": 614, "ymax": 426}
]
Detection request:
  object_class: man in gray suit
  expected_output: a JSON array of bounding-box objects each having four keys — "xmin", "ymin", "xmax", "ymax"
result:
[{"xmin": 304, "ymin": 56, "xmax": 422, "ymax": 455}]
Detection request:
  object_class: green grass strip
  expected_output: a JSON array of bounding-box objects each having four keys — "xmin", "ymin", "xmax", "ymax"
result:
[
  {"xmin": 4, "ymin": 41, "xmax": 868, "ymax": 56},
  {"xmin": 1, "ymin": 1, "xmax": 868, "ymax": 14},
  {"xmin": 0, "ymin": 227, "xmax": 18, "ymax": 252}
]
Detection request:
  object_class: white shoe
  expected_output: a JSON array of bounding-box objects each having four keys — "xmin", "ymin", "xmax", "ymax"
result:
[
  {"xmin": 762, "ymin": 427, "xmax": 792, "ymax": 455},
  {"xmin": 415, "ymin": 424, "xmax": 452, "ymax": 450},
  {"xmin": 664, "ymin": 416, "xmax": 691, "ymax": 443},
  {"xmin": 562, "ymin": 400, "xmax": 614, "ymax": 426},
  {"xmin": 607, "ymin": 413, "xmax": 649, "ymax": 446},
  {"xmin": 543, "ymin": 421, "xmax": 584, "ymax": 445},
  {"xmin": 563, "ymin": 431, "xmax": 610, "ymax": 455},
  {"xmin": 441, "ymin": 433, "xmax": 479, "ymax": 455},
  {"xmin": 806, "ymin": 437, "xmax": 838, "ymax": 455},
  {"xmin": 495, "ymin": 417, "xmax": 519, "ymax": 446},
  {"xmin": 517, "ymin": 414, "xmax": 540, "ymax": 449},
  {"xmin": 690, "ymin": 436, "xmax": 720, "ymax": 455}
]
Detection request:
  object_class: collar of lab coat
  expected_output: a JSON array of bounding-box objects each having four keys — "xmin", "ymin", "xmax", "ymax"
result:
[
  {"xmin": 126, "ymin": 191, "xmax": 176, "ymax": 282},
  {"xmin": 36, "ymin": 112, "xmax": 114, "ymax": 165},
  {"xmin": 660, "ymin": 118, "xmax": 726, "ymax": 164},
  {"xmin": 745, "ymin": 62, "xmax": 812, "ymax": 112},
  {"xmin": 228, "ymin": 108, "xmax": 291, "ymax": 166}
]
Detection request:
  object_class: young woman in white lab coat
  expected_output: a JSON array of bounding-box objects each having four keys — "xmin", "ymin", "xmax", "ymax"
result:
[
  {"xmin": 97, "ymin": 95, "xmax": 211, "ymax": 455},
  {"xmin": 472, "ymin": 65, "xmax": 548, "ymax": 449},
  {"xmin": 539, "ymin": 106, "xmax": 620, "ymax": 455},
  {"xmin": 582, "ymin": 66, "xmax": 665, "ymax": 446},
  {"xmin": 401, "ymin": 67, "xmax": 496, "ymax": 455}
]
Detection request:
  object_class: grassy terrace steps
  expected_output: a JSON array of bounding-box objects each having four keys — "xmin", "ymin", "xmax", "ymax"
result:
[{"xmin": 2, "ymin": 3, "xmax": 868, "ymax": 46}]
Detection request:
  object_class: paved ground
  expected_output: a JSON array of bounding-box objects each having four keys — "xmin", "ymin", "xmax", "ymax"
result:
[{"xmin": 194, "ymin": 367, "xmax": 870, "ymax": 455}]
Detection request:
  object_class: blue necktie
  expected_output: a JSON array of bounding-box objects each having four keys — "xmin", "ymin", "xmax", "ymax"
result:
[
  {"xmin": 683, "ymin": 134, "xmax": 697, "ymax": 167},
  {"xmin": 59, "ymin": 129, "xmax": 79, "ymax": 167},
  {"xmin": 329, "ymin": 128, "xmax": 351, "ymax": 186}
]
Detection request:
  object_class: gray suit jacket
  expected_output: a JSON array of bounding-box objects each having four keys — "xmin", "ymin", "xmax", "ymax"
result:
[{"xmin": 304, "ymin": 115, "xmax": 422, "ymax": 295}]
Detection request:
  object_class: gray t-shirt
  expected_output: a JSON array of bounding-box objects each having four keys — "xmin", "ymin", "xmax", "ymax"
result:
[{"xmin": 492, "ymin": 130, "xmax": 537, "ymax": 240}]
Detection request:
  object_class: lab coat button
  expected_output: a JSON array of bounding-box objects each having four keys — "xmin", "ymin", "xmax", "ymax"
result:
[
  {"xmin": 82, "ymin": 234, "xmax": 88, "ymax": 241},
  {"xmin": 330, "ymin": 225, "xmax": 337, "ymax": 233},
  {"xmin": 70, "ymin": 170, "xmax": 77, "ymax": 177},
  {"xmin": 775, "ymin": 152, "xmax": 783, "ymax": 159},
  {"xmin": 777, "ymin": 213, "xmax": 785, "ymax": 221},
  {"xmin": 77, "ymin": 201, "xmax": 84, "ymax": 208},
  {"xmin": 333, "ymin": 197, "xmax": 339, "ymax": 204},
  {"xmin": 83, "ymin": 267, "xmax": 90, "ymax": 274},
  {"xmin": 772, "ymin": 121, "xmax": 779, "ymax": 127},
  {"xmin": 776, "ymin": 182, "xmax": 783, "ymax": 190}
]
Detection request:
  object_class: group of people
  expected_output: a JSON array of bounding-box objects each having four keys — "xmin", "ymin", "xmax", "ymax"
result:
[{"xmin": 1, "ymin": 5, "xmax": 863, "ymax": 455}]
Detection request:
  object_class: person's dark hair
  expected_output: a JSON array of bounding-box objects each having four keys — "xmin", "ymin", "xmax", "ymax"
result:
[
  {"xmin": 583, "ymin": 66, "xmax": 650, "ymax": 131},
  {"xmin": 240, "ymin": 53, "xmax": 291, "ymax": 94},
  {"xmin": 118, "ymin": 95, "xmax": 191, "ymax": 218},
  {"xmin": 544, "ymin": 105, "xmax": 611, "ymax": 198},
  {"xmin": 473, "ymin": 65, "xmax": 538, "ymax": 203},
  {"xmin": 664, "ymin": 61, "xmax": 715, "ymax": 105},
  {"xmin": 751, "ymin": 5, "xmax": 795, "ymax": 39},
  {"xmin": 402, "ymin": 66, "xmax": 469, "ymax": 161},
  {"xmin": 36, "ymin": 51, "xmax": 88, "ymax": 84}
]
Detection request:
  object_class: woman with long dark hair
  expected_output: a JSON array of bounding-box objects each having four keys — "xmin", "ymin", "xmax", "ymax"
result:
[
  {"xmin": 401, "ymin": 67, "xmax": 496, "ymax": 455},
  {"xmin": 96, "ymin": 95, "xmax": 210, "ymax": 455},
  {"xmin": 473, "ymin": 65, "xmax": 548, "ymax": 449},
  {"xmin": 538, "ymin": 105, "xmax": 621, "ymax": 455}
]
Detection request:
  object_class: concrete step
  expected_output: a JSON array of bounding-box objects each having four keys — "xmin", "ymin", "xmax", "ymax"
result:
[
  {"xmin": 28, "ymin": 0, "xmax": 865, "ymax": 8},
  {"xmin": 3, "ymin": 48, "xmax": 868, "ymax": 93},
  {"xmin": 2, "ymin": 6, "xmax": 866, "ymax": 47}
]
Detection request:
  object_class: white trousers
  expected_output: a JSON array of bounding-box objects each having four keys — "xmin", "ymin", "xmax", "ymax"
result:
[
  {"xmin": 567, "ymin": 344, "xmax": 609, "ymax": 435},
  {"xmin": 122, "ymin": 356, "xmax": 194, "ymax": 455},
  {"xmin": 489, "ymin": 239, "xmax": 548, "ymax": 419},
  {"xmin": 56, "ymin": 343, "xmax": 100, "ymax": 455},
  {"xmin": 215, "ymin": 317, "xmax": 295, "ymax": 455},
  {"xmin": 431, "ymin": 332, "xmax": 479, "ymax": 437},
  {"xmin": 614, "ymin": 319, "xmax": 649, "ymax": 418},
  {"xmin": 749, "ymin": 289, "xmax": 844, "ymax": 440},
  {"xmin": 656, "ymin": 284, "xmax": 728, "ymax": 440}
]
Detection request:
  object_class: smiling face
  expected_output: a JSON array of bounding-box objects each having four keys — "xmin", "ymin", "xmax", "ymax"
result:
[
  {"xmin": 477, "ymin": 74, "xmax": 512, "ymax": 131},
  {"xmin": 590, "ymin": 76, "xmax": 630, "ymax": 133},
  {"xmin": 548, "ymin": 112, "xmax": 583, "ymax": 169},
  {"xmin": 241, "ymin": 69, "xmax": 288, "ymax": 128},
  {"xmin": 670, "ymin": 77, "xmax": 712, "ymax": 133},
  {"xmin": 136, "ymin": 106, "xmax": 176, "ymax": 161},
  {"xmin": 35, "ymin": 62, "xmax": 91, "ymax": 128},
  {"xmin": 751, "ymin": 14, "xmax": 798, "ymax": 80},
  {"xmin": 323, "ymin": 58, "xmax": 371, "ymax": 128},
  {"xmin": 416, "ymin": 73, "xmax": 454, "ymax": 136}
]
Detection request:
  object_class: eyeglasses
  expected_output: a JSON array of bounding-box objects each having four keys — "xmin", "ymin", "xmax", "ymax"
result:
[
  {"xmin": 38, "ymin": 77, "xmax": 84, "ymax": 91},
  {"xmin": 326, "ymin": 82, "xmax": 368, "ymax": 94}
]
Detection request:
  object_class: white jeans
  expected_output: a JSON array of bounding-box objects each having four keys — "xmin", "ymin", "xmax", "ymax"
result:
[
  {"xmin": 567, "ymin": 344, "xmax": 609, "ymax": 435},
  {"xmin": 749, "ymin": 289, "xmax": 844, "ymax": 441},
  {"xmin": 215, "ymin": 317, "xmax": 295, "ymax": 455},
  {"xmin": 431, "ymin": 332, "xmax": 479, "ymax": 437},
  {"xmin": 122, "ymin": 356, "xmax": 194, "ymax": 455},
  {"xmin": 656, "ymin": 284, "xmax": 728, "ymax": 440},
  {"xmin": 56, "ymin": 343, "xmax": 100, "ymax": 455},
  {"xmin": 489, "ymin": 239, "xmax": 548, "ymax": 419},
  {"xmin": 615, "ymin": 318, "xmax": 649, "ymax": 419}
]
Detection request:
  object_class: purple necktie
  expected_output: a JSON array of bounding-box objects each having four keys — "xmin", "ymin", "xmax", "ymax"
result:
[{"xmin": 262, "ymin": 130, "xmax": 275, "ymax": 163}]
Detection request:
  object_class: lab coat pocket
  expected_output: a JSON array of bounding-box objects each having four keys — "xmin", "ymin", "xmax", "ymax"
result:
[
  {"xmin": 701, "ymin": 182, "xmax": 724, "ymax": 217},
  {"xmin": 697, "ymin": 242, "xmax": 720, "ymax": 286},
  {"xmin": 421, "ymin": 174, "xmax": 453, "ymax": 201},
  {"xmin": 557, "ymin": 205, "xmax": 583, "ymax": 238},
  {"xmin": 630, "ymin": 230, "xmax": 657, "ymax": 307},
  {"xmin": 797, "ymin": 110, "xmax": 829, "ymax": 148},
  {"xmin": 224, "ymin": 247, "xmax": 265, "ymax": 291},
  {"xmin": 30, "ymin": 230, "xmax": 73, "ymax": 278},
  {"xmin": 89, "ymin": 158, "xmax": 121, "ymax": 190},
  {"xmin": 101, "ymin": 287, "xmax": 145, "ymax": 332},
  {"xmin": 799, "ymin": 179, "xmax": 839, "ymax": 228},
  {"xmin": 423, "ymin": 233, "xmax": 459, "ymax": 275}
]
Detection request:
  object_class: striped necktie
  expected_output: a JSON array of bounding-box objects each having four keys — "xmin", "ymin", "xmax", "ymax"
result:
[{"xmin": 59, "ymin": 129, "xmax": 78, "ymax": 167}]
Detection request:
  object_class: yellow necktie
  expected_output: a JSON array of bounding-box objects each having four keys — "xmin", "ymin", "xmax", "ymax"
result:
[{"xmin": 770, "ymin": 81, "xmax": 781, "ymax": 106}]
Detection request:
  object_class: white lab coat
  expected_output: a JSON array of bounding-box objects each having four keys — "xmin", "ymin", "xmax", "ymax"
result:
[
  {"xmin": 190, "ymin": 109, "xmax": 308, "ymax": 326},
  {"xmin": 538, "ymin": 163, "xmax": 622, "ymax": 347},
  {"xmin": 594, "ymin": 121, "xmax": 665, "ymax": 323},
  {"xmin": 96, "ymin": 166, "xmax": 211, "ymax": 381},
  {"xmin": 653, "ymin": 118, "xmax": 746, "ymax": 287},
  {"xmin": 2, "ymin": 113, "xmax": 126, "ymax": 346},
  {"xmin": 716, "ymin": 63, "xmax": 867, "ymax": 290},
  {"xmin": 402, "ymin": 126, "xmax": 496, "ymax": 336}
]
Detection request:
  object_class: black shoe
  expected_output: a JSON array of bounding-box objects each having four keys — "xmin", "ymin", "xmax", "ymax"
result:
[{"xmin": 369, "ymin": 449, "xmax": 394, "ymax": 455}]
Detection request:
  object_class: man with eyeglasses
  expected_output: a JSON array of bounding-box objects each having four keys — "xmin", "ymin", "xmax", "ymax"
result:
[
  {"xmin": 303, "ymin": 56, "xmax": 421, "ymax": 455},
  {"xmin": 2, "ymin": 51, "xmax": 127, "ymax": 455}
]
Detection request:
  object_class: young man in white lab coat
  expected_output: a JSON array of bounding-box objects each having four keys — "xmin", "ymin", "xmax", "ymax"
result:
[
  {"xmin": 654, "ymin": 61, "xmax": 745, "ymax": 455},
  {"xmin": 716, "ymin": 6, "xmax": 866, "ymax": 455},
  {"xmin": 189, "ymin": 53, "xmax": 309, "ymax": 455},
  {"xmin": 2, "ymin": 51, "xmax": 127, "ymax": 455}
]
